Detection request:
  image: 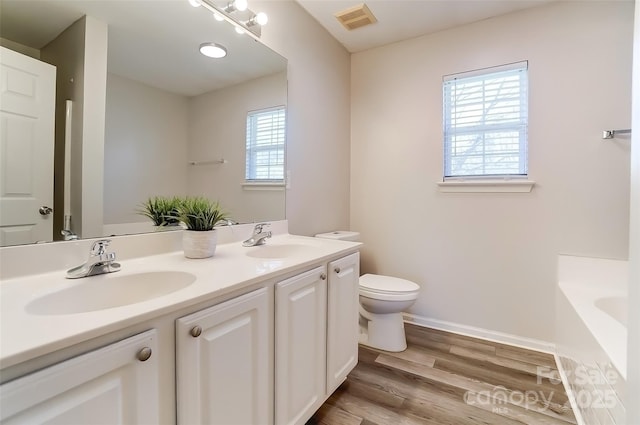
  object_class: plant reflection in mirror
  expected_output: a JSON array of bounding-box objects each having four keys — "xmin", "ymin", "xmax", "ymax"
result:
[{"xmin": 137, "ymin": 196, "xmax": 182, "ymax": 227}]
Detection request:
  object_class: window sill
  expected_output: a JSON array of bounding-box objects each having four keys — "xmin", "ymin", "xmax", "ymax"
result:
[
  {"xmin": 437, "ymin": 179, "xmax": 535, "ymax": 193},
  {"xmin": 242, "ymin": 182, "xmax": 285, "ymax": 191}
]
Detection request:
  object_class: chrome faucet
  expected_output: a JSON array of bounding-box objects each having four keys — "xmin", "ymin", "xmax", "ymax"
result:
[
  {"xmin": 66, "ymin": 239, "xmax": 121, "ymax": 279},
  {"xmin": 242, "ymin": 223, "xmax": 272, "ymax": 247},
  {"xmin": 61, "ymin": 229, "xmax": 78, "ymax": 241}
]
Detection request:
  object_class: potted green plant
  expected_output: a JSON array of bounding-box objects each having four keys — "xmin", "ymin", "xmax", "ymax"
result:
[
  {"xmin": 177, "ymin": 196, "xmax": 228, "ymax": 258},
  {"xmin": 138, "ymin": 196, "xmax": 182, "ymax": 227}
]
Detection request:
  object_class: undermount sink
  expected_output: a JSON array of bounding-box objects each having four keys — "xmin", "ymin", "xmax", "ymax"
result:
[
  {"xmin": 245, "ymin": 244, "xmax": 311, "ymax": 259},
  {"xmin": 25, "ymin": 271, "xmax": 196, "ymax": 315}
]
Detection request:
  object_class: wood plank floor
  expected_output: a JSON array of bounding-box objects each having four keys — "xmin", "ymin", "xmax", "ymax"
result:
[{"xmin": 309, "ymin": 324, "xmax": 576, "ymax": 425}]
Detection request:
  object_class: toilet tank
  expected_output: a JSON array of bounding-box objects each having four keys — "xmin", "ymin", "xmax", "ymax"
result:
[{"xmin": 315, "ymin": 231, "xmax": 360, "ymax": 242}]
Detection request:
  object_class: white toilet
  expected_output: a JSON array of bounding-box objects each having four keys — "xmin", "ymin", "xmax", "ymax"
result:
[{"xmin": 315, "ymin": 231, "xmax": 421, "ymax": 352}]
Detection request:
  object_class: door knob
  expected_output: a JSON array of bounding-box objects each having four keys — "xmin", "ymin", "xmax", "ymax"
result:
[{"xmin": 39, "ymin": 206, "xmax": 53, "ymax": 216}]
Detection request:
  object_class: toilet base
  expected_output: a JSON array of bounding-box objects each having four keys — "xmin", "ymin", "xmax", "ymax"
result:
[{"xmin": 359, "ymin": 311, "xmax": 407, "ymax": 352}]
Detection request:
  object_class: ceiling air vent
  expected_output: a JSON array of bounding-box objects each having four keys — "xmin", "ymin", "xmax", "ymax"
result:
[{"xmin": 335, "ymin": 3, "xmax": 377, "ymax": 31}]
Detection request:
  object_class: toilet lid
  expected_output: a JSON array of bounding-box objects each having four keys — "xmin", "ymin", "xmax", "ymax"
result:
[{"xmin": 359, "ymin": 273, "xmax": 420, "ymax": 294}]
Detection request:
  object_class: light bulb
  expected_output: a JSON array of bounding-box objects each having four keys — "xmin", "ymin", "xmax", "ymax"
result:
[
  {"xmin": 188, "ymin": 0, "xmax": 201, "ymax": 7},
  {"xmin": 213, "ymin": 12, "xmax": 224, "ymax": 21},
  {"xmin": 234, "ymin": 0, "xmax": 248, "ymax": 11},
  {"xmin": 254, "ymin": 12, "xmax": 268, "ymax": 26},
  {"xmin": 235, "ymin": 26, "xmax": 245, "ymax": 34}
]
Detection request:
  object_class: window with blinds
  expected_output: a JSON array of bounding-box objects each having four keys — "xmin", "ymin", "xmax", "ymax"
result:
[
  {"xmin": 443, "ymin": 61, "xmax": 528, "ymax": 179},
  {"xmin": 246, "ymin": 107, "xmax": 285, "ymax": 182}
]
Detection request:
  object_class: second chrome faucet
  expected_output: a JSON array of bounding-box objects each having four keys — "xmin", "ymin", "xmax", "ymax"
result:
[{"xmin": 242, "ymin": 223, "xmax": 272, "ymax": 247}]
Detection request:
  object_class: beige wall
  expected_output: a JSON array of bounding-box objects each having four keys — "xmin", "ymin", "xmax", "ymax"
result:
[
  {"xmin": 41, "ymin": 16, "xmax": 108, "ymax": 240},
  {"xmin": 103, "ymin": 73, "xmax": 189, "ymax": 225},
  {"xmin": 103, "ymin": 72, "xmax": 286, "ymax": 226},
  {"xmin": 253, "ymin": 1, "xmax": 352, "ymax": 236},
  {"xmin": 41, "ymin": 19, "xmax": 85, "ymax": 240},
  {"xmin": 0, "ymin": 38, "xmax": 39, "ymax": 59},
  {"xmin": 350, "ymin": 1, "xmax": 633, "ymax": 342},
  {"xmin": 627, "ymin": 0, "xmax": 639, "ymax": 421},
  {"xmin": 188, "ymin": 72, "xmax": 287, "ymax": 223},
  {"xmin": 80, "ymin": 16, "xmax": 108, "ymax": 238}
]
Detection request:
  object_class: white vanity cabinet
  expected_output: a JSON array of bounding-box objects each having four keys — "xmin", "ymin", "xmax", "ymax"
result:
[
  {"xmin": 275, "ymin": 266, "xmax": 328, "ymax": 425},
  {"xmin": 175, "ymin": 287, "xmax": 271, "ymax": 425},
  {"xmin": 326, "ymin": 252, "xmax": 360, "ymax": 393},
  {"xmin": 275, "ymin": 252, "xmax": 360, "ymax": 425},
  {"xmin": 0, "ymin": 241, "xmax": 360, "ymax": 425},
  {"xmin": 0, "ymin": 329, "xmax": 159, "ymax": 424}
]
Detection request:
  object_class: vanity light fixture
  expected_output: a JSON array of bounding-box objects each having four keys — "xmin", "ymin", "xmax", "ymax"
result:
[
  {"xmin": 223, "ymin": 0, "xmax": 248, "ymax": 13},
  {"xmin": 245, "ymin": 12, "xmax": 268, "ymax": 27},
  {"xmin": 192, "ymin": 0, "xmax": 265, "ymax": 38},
  {"xmin": 188, "ymin": 0, "xmax": 201, "ymax": 7},
  {"xmin": 199, "ymin": 42, "xmax": 227, "ymax": 58}
]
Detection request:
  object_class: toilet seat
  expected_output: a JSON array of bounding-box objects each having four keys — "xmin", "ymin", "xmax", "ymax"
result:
[{"xmin": 359, "ymin": 274, "xmax": 420, "ymax": 301}]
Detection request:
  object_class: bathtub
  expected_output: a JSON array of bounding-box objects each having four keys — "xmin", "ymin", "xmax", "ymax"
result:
[
  {"xmin": 558, "ymin": 255, "xmax": 628, "ymax": 378},
  {"xmin": 556, "ymin": 255, "xmax": 628, "ymax": 425},
  {"xmin": 595, "ymin": 296, "xmax": 628, "ymax": 328}
]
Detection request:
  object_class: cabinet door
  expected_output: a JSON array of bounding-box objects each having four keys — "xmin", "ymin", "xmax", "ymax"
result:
[
  {"xmin": 275, "ymin": 266, "xmax": 327, "ymax": 425},
  {"xmin": 176, "ymin": 287, "xmax": 270, "ymax": 425},
  {"xmin": 0, "ymin": 329, "xmax": 159, "ymax": 424},
  {"xmin": 327, "ymin": 252, "xmax": 360, "ymax": 393}
]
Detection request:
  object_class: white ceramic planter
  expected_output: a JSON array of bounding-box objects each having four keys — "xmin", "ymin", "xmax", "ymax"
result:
[{"xmin": 182, "ymin": 230, "xmax": 217, "ymax": 259}]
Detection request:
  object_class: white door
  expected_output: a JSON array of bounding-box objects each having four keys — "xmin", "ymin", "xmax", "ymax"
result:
[
  {"xmin": 275, "ymin": 266, "xmax": 327, "ymax": 425},
  {"xmin": 326, "ymin": 252, "xmax": 360, "ymax": 393},
  {"xmin": 0, "ymin": 330, "xmax": 159, "ymax": 424},
  {"xmin": 176, "ymin": 287, "xmax": 271, "ymax": 425},
  {"xmin": 0, "ymin": 46, "xmax": 56, "ymax": 246}
]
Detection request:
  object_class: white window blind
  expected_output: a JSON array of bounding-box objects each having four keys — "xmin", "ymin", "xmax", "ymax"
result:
[
  {"xmin": 246, "ymin": 107, "xmax": 285, "ymax": 181},
  {"xmin": 443, "ymin": 61, "xmax": 528, "ymax": 179}
]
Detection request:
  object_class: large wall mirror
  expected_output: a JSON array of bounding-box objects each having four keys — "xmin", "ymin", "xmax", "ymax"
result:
[{"xmin": 0, "ymin": 0, "xmax": 287, "ymax": 247}]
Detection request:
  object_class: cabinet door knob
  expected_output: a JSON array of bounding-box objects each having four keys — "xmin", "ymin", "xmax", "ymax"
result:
[
  {"xmin": 320, "ymin": 273, "xmax": 327, "ymax": 280},
  {"xmin": 137, "ymin": 347, "xmax": 152, "ymax": 362},
  {"xmin": 190, "ymin": 326, "xmax": 202, "ymax": 337},
  {"xmin": 334, "ymin": 267, "xmax": 341, "ymax": 274}
]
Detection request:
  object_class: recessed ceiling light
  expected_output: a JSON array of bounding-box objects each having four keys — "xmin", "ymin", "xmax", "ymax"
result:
[
  {"xmin": 199, "ymin": 43, "xmax": 227, "ymax": 58},
  {"xmin": 188, "ymin": 0, "xmax": 201, "ymax": 7}
]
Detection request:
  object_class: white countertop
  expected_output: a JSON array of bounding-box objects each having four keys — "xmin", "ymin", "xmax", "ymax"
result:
[{"xmin": 0, "ymin": 234, "xmax": 360, "ymax": 369}]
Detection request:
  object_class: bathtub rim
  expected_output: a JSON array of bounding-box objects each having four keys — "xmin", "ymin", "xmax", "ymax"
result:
[{"xmin": 558, "ymin": 282, "xmax": 627, "ymax": 380}]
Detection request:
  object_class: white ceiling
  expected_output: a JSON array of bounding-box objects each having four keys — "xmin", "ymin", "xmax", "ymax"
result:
[
  {"xmin": 295, "ymin": 0, "xmax": 556, "ymax": 53},
  {"xmin": 0, "ymin": 0, "xmax": 557, "ymax": 94}
]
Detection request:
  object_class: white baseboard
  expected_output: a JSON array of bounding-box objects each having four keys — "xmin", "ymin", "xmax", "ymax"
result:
[{"xmin": 403, "ymin": 313, "xmax": 556, "ymax": 354}]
